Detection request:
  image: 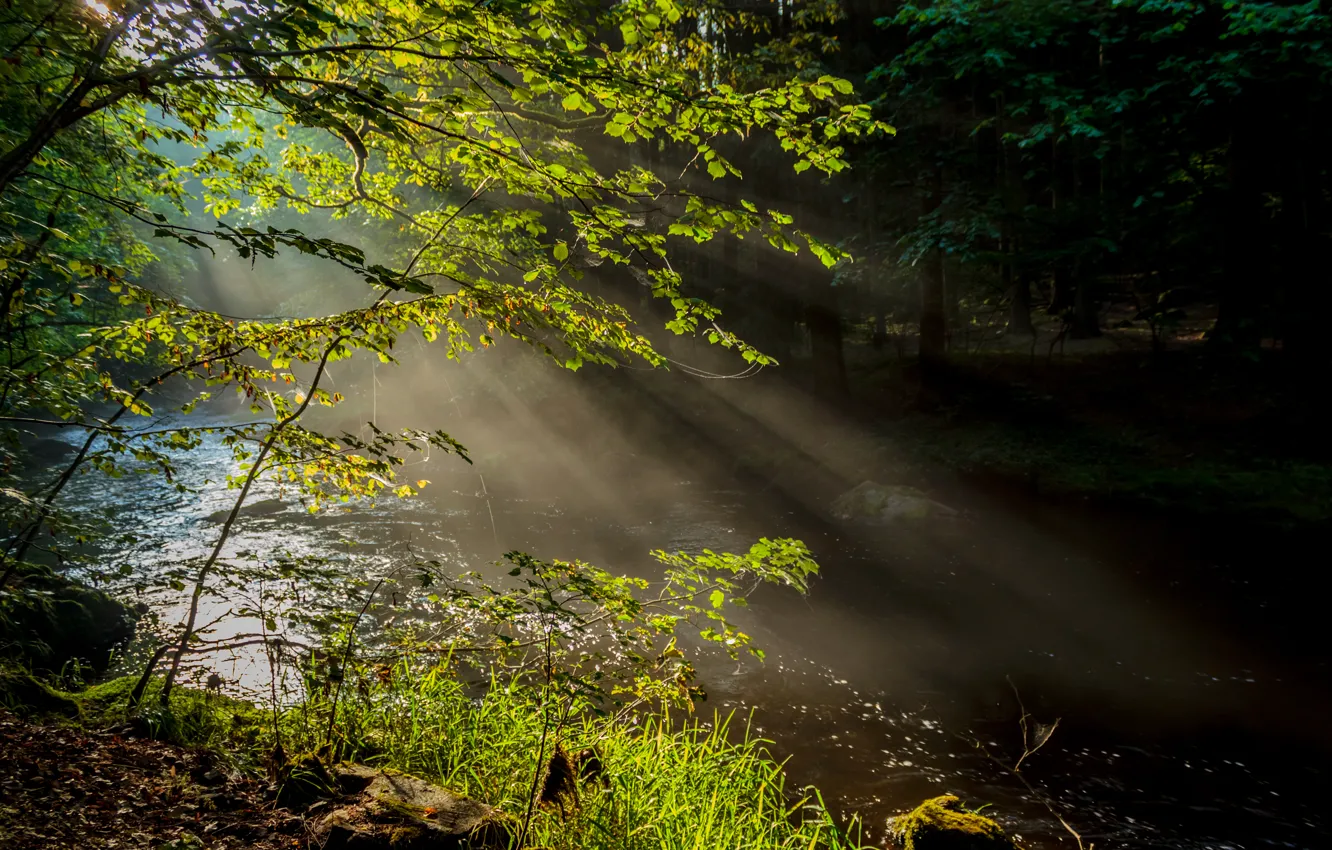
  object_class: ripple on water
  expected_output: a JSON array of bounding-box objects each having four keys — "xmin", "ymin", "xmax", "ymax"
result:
[{"xmin": 53, "ymin": 427, "xmax": 1329, "ymax": 850}]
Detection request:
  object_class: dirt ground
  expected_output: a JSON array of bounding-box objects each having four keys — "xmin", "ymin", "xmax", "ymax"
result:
[{"xmin": 0, "ymin": 711, "xmax": 303, "ymax": 850}]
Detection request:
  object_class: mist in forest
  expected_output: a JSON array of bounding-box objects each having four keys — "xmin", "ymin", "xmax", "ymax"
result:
[{"xmin": 160, "ymin": 230, "xmax": 1332, "ymax": 766}]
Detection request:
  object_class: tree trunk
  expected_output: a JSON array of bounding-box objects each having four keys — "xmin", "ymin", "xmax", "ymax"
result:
[
  {"xmin": 945, "ymin": 257, "xmax": 963, "ymax": 351},
  {"xmin": 751, "ymin": 245, "xmax": 795, "ymax": 363},
  {"xmin": 1211, "ymin": 121, "xmax": 1266, "ymax": 353},
  {"xmin": 720, "ymin": 139, "xmax": 740, "ymax": 275},
  {"xmin": 1276, "ymin": 123, "xmax": 1328, "ymax": 369},
  {"xmin": 919, "ymin": 163, "xmax": 947, "ymax": 369},
  {"xmin": 1005, "ymin": 234, "xmax": 1034, "ymax": 336},
  {"xmin": 872, "ymin": 309, "xmax": 888, "ymax": 350},
  {"xmin": 1070, "ymin": 272, "xmax": 1100, "ymax": 339},
  {"xmin": 807, "ymin": 301, "xmax": 847, "ymax": 396}
]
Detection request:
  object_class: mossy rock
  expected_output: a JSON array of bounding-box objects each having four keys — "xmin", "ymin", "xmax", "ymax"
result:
[
  {"xmin": 890, "ymin": 795, "xmax": 1018, "ymax": 850},
  {"xmin": 0, "ymin": 667, "xmax": 81, "ymax": 717},
  {"xmin": 0, "ymin": 570, "xmax": 138, "ymax": 674},
  {"xmin": 831, "ymin": 481, "xmax": 958, "ymax": 523},
  {"xmin": 20, "ymin": 436, "xmax": 77, "ymax": 465},
  {"xmin": 312, "ymin": 764, "xmax": 510, "ymax": 849}
]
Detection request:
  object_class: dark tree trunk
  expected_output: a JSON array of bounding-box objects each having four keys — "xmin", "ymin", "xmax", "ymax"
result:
[
  {"xmin": 807, "ymin": 301, "xmax": 847, "ymax": 396},
  {"xmin": 1005, "ymin": 235, "xmax": 1034, "ymax": 336},
  {"xmin": 1211, "ymin": 121, "xmax": 1266, "ymax": 353},
  {"xmin": 945, "ymin": 256, "xmax": 963, "ymax": 351},
  {"xmin": 751, "ymin": 246, "xmax": 795, "ymax": 363},
  {"xmin": 920, "ymin": 253, "xmax": 947, "ymax": 364},
  {"xmin": 1070, "ymin": 273, "xmax": 1101, "ymax": 339},
  {"xmin": 919, "ymin": 164, "xmax": 947, "ymax": 370},
  {"xmin": 722, "ymin": 145, "xmax": 740, "ymax": 276},
  {"xmin": 1277, "ymin": 122, "xmax": 1329, "ymax": 370},
  {"xmin": 872, "ymin": 309, "xmax": 888, "ymax": 350}
]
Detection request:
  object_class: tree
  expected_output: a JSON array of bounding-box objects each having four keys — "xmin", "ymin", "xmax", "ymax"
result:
[
  {"xmin": 0, "ymin": 0, "xmax": 887, "ymax": 701},
  {"xmin": 840, "ymin": 0, "xmax": 1331, "ymax": 362}
]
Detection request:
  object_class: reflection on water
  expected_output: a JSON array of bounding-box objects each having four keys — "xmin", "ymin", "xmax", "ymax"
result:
[{"xmin": 45, "ymin": 424, "xmax": 1330, "ymax": 849}]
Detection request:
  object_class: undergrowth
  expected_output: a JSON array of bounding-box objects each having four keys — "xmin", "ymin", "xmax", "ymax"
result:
[
  {"xmin": 877, "ymin": 415, "xmax": 1332, "ymax": 523},
  {"xmin": 283, "ymin": 661, "xmax": 863, "ymax": 850},
  {"xmin": 1, "ymin": 665, "xmax": 265, "ymax": 756},
  {"xmin": 5, "ymin": 660, "xmax": 864, "ymax": 850}
]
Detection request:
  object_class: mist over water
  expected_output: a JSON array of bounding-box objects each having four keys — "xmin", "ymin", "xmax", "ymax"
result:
[{"xmin": 54, "ymin": 253, "xmax": 1328, "ymax": 849}]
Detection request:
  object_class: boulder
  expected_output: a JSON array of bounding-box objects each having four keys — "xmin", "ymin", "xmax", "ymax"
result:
[
  {"xmin": 203, "ymin": 497, "xmax": 287, "ymax": 523},
  {"xmin": 889, "ymin": 795, "xmax": 1018, "ymax": 850},
  {"xmin": 310, "ymin": 764, "xmax": 509, "ymax": 849},
  {"xmin": 0, "ymin": 667, "xmax": 82, "ymax": 716},
  {"xmin": 831, "ymin": 481, "xmax": 958, "ymax": 523},
  {"xmin": 0, "ymin": 569, "xmax": 138, "ymax": 674}
]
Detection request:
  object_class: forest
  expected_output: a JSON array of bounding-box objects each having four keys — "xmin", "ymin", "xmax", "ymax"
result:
[{"xmin": 2, "ymin": 2, "xmax": 1329, "ymax": 849}]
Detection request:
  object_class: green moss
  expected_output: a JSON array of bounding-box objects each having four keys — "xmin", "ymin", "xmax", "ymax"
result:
[
  {"xmin": 0, "ymin": 666, "xmax": 82, "ymax": 717},
  {"xmin": 890, "ymin": 796, "xmax": 1017, "ymax": 850},
  {"xmin": 127, "ymin": 680, "xmax": 267, "ymax": 750},
  {"xmin": 78, "ymin": 674, "xmax": 137, "ymax": 706},
  {"xmin": 0, "ymin": 570, "xmax": 138, "ymax": 674},
  {"xmin": 0, "ymin": 664, "xmax": 265, "ymax": 758}
]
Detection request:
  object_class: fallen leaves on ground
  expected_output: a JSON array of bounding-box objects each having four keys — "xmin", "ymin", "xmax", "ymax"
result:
[{"xmin": 0, "ymin": 710, "xmax": 304, "ymax": 849}]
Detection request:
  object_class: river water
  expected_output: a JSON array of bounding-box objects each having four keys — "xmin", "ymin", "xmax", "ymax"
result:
[{"xmin": 44, "ymin": 394, "xmax": 1330, "ymax": 850}]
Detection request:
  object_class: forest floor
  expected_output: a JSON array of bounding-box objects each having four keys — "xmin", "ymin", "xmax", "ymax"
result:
[{"xmin": 0, "ymin": 708, "xmax": 301, "ymax": 850}]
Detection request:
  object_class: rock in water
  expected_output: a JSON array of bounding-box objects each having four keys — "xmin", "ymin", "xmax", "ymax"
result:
[
  {"xmin": 312, "ymin": 764, "xmax": 509, "ymax": 849},
  {"xmin": 18, "ymin": 437, "xmax": 76, "ymax": 466},
  {"xmin": 203, "ymin": 497, "xmax": 287, "ymax": 524},
  {"xmin": 831, "ymin": 481, "xmax": 958, "ymax": 522},
  {"xmin": 890, "ymin": 795, "xmax": 1018, "ymax": 850}
]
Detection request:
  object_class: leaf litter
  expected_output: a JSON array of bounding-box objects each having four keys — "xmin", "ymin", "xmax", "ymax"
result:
[{"xmin": 0, "ymin": 710, "xmax": 304, "ymax": 849}]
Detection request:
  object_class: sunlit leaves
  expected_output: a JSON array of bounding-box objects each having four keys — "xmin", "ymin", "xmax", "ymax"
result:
[
  {"xmin": 369, "ymin": 536, "xmax": 819, "ymax": 711},
  {"xmin": 0, "ymin": 0, "xmax": 870, "ymax": 624}
]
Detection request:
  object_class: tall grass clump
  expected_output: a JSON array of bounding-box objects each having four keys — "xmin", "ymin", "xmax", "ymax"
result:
[{"xmin": 283, "ymin": 659, "xmax": 866, "ymax": 850}]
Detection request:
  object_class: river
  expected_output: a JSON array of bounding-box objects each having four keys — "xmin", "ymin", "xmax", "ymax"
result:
[{"xmin": 43, "ymin": 381, "xmax": 1329, "ymax": 850}]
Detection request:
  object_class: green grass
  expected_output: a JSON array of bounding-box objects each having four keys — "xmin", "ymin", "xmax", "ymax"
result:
[
  {"xmin": 283, "ymin": 661, "xmax": 865, "ymax": 850},
  {"xmin": 6, "ymin": 658, "xmax": 866, "ymax": 849}
]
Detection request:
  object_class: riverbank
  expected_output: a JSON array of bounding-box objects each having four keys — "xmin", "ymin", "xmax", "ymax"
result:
[
  {"xmin": 483, "ymin": 337, "xmax": 1332, "ymax": 530},
  {"xmin": 0, "ymin": 661, "xmax": 879, "ymax": 850},
  {"xmin": 843, "ymin": 346, "xmax": 1332, "ymax": 526}
]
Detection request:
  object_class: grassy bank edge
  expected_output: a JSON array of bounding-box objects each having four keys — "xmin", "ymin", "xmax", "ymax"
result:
[{"xmin": 0, "ymin": 661, "xmax": 870, "ymax": 850}]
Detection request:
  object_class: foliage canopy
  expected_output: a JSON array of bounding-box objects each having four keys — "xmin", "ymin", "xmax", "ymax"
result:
[{"xmin": 0, "ymin": 0, "xmax": 885, "ymax": 706}]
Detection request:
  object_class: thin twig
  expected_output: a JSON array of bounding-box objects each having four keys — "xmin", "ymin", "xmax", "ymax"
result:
[{"xmin": 956, "ymin": 679, "xmax": 1088, "ymax": 850}]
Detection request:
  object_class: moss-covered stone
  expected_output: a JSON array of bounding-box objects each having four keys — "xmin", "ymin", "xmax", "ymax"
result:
[
  {"xmin": 890, "ymin": 795, "xmax": 1018, "ymax": 850},
  {"xmin": 18, "ymin": 436, "xmax": 76, "ymax": 466},
  {"xmin": 312, "ymin": 764, "xmax": 510, "ymax": 849},
  {"xmin": 831, "ymin": 481, "xmax": 958, "ymax": 523},
  {"xmin": 0, "ymin": 667, "xmax": 82, "ymax": 717},
  {"xmin": 203, "ymin": 497, "xmax": 286, "ymax": 523},
  {"xmin": 0, "ymin": 569, "xmax": 139, "ymax": 674},
  {"xmin": 128, "ymin": 681, "xmax": 266, "ymax": 749}
]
